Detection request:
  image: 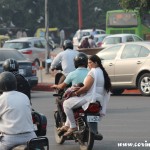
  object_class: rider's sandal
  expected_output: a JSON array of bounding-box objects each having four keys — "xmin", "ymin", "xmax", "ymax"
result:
[
  {"xmin": 63, "ymin": 127, "xmax": 77, "ymax": 136},
  {"xmin": 57, "ymin": 126, "xmax": 69, "ymax": 132}
]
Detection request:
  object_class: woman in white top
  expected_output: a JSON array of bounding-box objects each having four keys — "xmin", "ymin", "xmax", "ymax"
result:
[{"xmin": 61, "ymin": 55, "xmax": 111, "ymax": 136}]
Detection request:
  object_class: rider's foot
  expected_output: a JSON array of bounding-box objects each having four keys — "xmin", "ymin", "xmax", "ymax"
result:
[
  {"xmin": 63, "ymin": 127, "xmax": 78, "ymax": 136},
  {"xmin": 95, "ymin": 133, "xmax": 103, "ymax": 140}
]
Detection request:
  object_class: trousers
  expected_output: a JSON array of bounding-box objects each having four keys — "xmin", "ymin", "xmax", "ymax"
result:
[
  {"xmin": 0, "ymin": 132, "xmax": 36, "ymax": 150},
  {"xmin": 63, "ymin": 98, "xmax": 87, "ymax": 128}
]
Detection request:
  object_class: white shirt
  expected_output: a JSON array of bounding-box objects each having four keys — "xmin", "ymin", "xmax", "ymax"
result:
[
  {"xmin": 51, "ymin": 49, "xmax": 79, "ymax": 76},
  {"xmin": 0, "ymin": 91, "xmax": 34, "ymax": 134}
]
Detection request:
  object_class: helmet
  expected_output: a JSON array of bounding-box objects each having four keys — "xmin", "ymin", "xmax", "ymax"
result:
[
  {"xmin": 3, "ymin": 58, "xmax": 19, "ymax": 72},
  {"xmin": 0, "ymin": 72, "xmax": 17, "ymax": 92},
  {"xmin": 63, "ymin": 40, "xmax": 73, "ymax": 50},
  {"xmin": 74, "ymin": 52, "xmax": 88, "ymax": 68}
]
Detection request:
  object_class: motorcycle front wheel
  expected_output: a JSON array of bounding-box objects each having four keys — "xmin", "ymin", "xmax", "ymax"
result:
[
  {"xmin": 54, "ymin": 111, "xmax": 65, "ymax": 144},
  {"xmin": 79, "ymin": 129, "xmax": 95, "ymax": 150}
]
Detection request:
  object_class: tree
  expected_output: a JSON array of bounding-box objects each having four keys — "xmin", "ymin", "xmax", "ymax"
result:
[
  {"xmin": 0, "ymin": 0, "xmax": 121, "ymax": 36},
  {"xmin": 119, "ymin": 0, "xmax": 150, "ymax": 13}
]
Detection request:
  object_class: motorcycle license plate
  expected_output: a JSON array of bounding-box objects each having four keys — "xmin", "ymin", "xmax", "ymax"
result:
[{"xmin": 87, "ymin": 115, "xmax": 100, "ymax": 122}]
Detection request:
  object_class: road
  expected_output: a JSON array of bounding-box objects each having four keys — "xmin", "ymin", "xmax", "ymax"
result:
[{"xmin": 31, "ymin": 91, "xmax": 150, "ymax": 150}]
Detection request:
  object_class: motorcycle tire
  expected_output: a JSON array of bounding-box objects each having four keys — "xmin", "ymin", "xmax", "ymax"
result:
[
  {"xmin": 54, "ymin": 111, "xmax": 65, "ymax": 144},
  {"xmin": 79, "ymin": 129, "xmax": 95, "ymax": 150}
]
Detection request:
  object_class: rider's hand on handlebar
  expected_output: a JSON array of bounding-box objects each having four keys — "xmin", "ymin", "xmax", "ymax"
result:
[{"xmin": 51, "ymin": 84, "xmax": 58, "ymax": 89}]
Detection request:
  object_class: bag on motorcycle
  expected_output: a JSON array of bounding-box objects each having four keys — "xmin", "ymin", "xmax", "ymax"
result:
[{"xmin": 32, "ymin": 111, "xmax": 47, "ymax": 136}]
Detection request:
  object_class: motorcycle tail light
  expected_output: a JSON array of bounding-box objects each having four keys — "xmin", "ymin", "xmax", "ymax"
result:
[{"xmin": 86, "ymin": 103, "xmax": 101, "ymax": 113}]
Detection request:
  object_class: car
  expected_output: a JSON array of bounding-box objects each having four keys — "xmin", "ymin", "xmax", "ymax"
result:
[
  {"xmin": 94, "ymin": 34, "xmax": 109, "ymax": 47},
  {"xmin": 3, "ymin": 37, "xmax": 50, "ymax": 68},
  {"xmin": 0, "ymin": 35, "xmax": 10, "ymax": 47},
  {"xmin": 100, "ymin": 34, "xmax": 143, "ymax": 48},
  {"xmin": 0, "ymin": 48, "xmax": 38, "ymax": 88},
  {"xmin": 96, "ymin": 41, "xmax": 150, "ymax": 96},
  {"xmin": 73, "ymin": 29, "xmax": 105, "ymax": 47}
]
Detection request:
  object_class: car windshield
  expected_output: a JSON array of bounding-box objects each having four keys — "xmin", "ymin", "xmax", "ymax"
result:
[
  {"xmin": 3, "ymin": 42, "xmax": 31, "ymax": 50},
  {"xmin": 0, "ymin": 50, "xmax": 26, "ymax": 61}
]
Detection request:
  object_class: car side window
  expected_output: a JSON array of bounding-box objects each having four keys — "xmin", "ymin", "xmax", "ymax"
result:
[
  {"xmin": 121, "ymin": 44, "xmax": 141, "ymax": 59},
  {"xmin": 97, "ymin": 45, "xmax": 121, "ymax": 60},
  {"xmin": 139, "ymin": 46, "xmax": 150, "ymax": 57},
  {"xmin": 126, "ymin": 36, "xmax": 134, "ymax": 42},
  {"xmin": 34, "ymin": 40, "xmax": 44, "ymax": 48},
  {"xmin": 134, "ymin": 35, "xmax": 143, "ymax": 41}
]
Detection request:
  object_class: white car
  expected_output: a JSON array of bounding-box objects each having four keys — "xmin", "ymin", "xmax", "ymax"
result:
[
  {"xmin": 3, "ymin": 37, "xmax": 49, "ymax": 68},
  {"xmin": 73, "ymin": 29, "xmax": 105, "ymax": 48},
  {"xmin": 100, "ymin": 34, "xmax": 143, "ymax": 48}
]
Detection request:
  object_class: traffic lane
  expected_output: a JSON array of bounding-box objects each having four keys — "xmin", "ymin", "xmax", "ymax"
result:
[{"xmin": 31, "ymin": 91, "xmax": 150, "ymax": 150}]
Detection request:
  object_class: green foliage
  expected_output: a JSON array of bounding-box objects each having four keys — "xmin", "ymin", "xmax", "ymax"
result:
[
  {"xmin": 0, "ymin": 0, "xmax": 121, "ymax": 35},
  {"xmin": 119, "ymin": 0, "xmax": 150, "ymax": 12}
]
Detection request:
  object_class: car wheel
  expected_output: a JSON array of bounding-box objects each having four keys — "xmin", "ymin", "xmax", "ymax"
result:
[
  {"xmin": 138, "ymin": 73, "xmax": 150, "ymax": 96},
  {"xmin": 34, "ymin": 59, "xmax": 40, "ymax": 70},
  {"xmin": 111, "ymin": 89, "xmax": 124, "ymax": 95}
]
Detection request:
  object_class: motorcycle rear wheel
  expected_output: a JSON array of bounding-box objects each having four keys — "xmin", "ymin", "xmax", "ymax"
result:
[{"xmin": 79, "ymin": 129, "xmax": 95, "ymax": 150}]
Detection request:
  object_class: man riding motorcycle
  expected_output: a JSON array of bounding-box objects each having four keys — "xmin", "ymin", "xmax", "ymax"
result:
[
  {"xmin": 52, "ymin": 52, "xmax": 89, "ymax": 123},
  {"xmin": 0, "ymin": 72, "xmax": 36, "ymax": 150},
  {"xmin": 3, "ymin": 58, "xmax": 31, "ymax": 102},
  {"xmin": 50, "ymin": 39, "xmax": 79, "ymax": 83}
]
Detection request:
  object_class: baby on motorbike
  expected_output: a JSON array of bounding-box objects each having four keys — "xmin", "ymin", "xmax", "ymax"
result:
[{"xmin": 63, "ymin": 83, "xmax": 84, "ymax": 99}]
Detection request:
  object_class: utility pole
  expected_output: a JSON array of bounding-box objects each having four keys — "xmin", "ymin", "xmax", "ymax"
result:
[
  {"xmin": 45, "ymin": 0, "xmax": 50, "ymax": 74},
  {"xmin": 78, "ymin": 0, "xmax": 83, "ymax": 29}
]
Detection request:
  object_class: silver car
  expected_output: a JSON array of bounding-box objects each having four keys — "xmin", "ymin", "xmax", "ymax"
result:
[
  {"xmin": 101, "ymin": 34, "xmax": 143, "ymax": 48},
  {"xmin": 96, "ymin": 42, "xmax": 150, "ymax": 96},
  {"xmin": 3, "ymin": 37, "xmax": 48, "ymax": 68}
]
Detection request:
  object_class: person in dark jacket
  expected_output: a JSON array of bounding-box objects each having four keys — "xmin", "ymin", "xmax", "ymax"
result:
[{"xmin": 2, "ymin": 58, "xmax": 31, "ymax": 102}]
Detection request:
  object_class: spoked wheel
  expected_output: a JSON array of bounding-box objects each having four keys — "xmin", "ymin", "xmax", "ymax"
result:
[
  {"xmin": 54, "ymin": 111, "xmax": 65, "ymax": 144},
  {"xmin": 79, "ymin": 129, "xmax": 95, "ymax": 150},
  {"xmin": 138, "ymin": 73, "xmax": 150, "ymax": 96}
]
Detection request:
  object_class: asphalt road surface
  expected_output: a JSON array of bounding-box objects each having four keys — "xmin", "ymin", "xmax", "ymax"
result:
[{"xmin": 31, "ymin": 91, "xmax": 150, "ymax": 150}]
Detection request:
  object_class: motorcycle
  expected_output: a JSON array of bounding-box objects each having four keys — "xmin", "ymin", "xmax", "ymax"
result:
[
  {"xmin": 53, "ymin": 82, "xmax": 103, "ymax": 150},
  {"xmin": 11, "ymin": 110, "xmax": 48, "ymax": 150},
  {"xmin": 52, "ymin": 60, "xmax": 103, "ymax": 150}
]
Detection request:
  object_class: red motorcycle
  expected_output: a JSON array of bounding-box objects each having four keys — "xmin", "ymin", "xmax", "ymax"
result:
[{"xmin": 53, "ymin": 91, "xmax": 103, "ymax": 150}]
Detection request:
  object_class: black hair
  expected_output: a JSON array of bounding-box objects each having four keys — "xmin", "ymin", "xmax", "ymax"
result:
[{"xmin": 88, "ymin": 55, "xmax": 111, "ymax": 92}]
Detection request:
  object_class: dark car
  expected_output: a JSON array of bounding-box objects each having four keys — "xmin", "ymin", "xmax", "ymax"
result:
[{"xmin": 0, "ymin": 48, "xmax": 38, "ymax": 88}]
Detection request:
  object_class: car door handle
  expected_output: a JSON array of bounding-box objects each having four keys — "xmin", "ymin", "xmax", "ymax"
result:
[
  {"xmin": 109, "ymin": 63, "xmax": 113, "ymax": 66},
  {"xmin": 137, "ymin": 61, "xmax": 142, "ymax": 64}
]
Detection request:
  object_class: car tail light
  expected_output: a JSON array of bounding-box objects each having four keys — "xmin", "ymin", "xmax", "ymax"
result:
[
  {"xmin": 97, "ymin": 42, "xmax": 102, "ymax": 47},
  {"xmin": 22, "ymin": 50, "xmax": 32, "ymax": 54},
  {"xmin": 32, "ymin": 62, "xmax": 37, "ymax": 75}
]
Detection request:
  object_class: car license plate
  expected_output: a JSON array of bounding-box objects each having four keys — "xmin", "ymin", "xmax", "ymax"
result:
[
  {"xmin": 87, "ymin": 115, "xmax": 100, "ymax": 122},
  {"xmin": 19, "ymin": 69, "xmax": 24, "ymax": 75}
]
